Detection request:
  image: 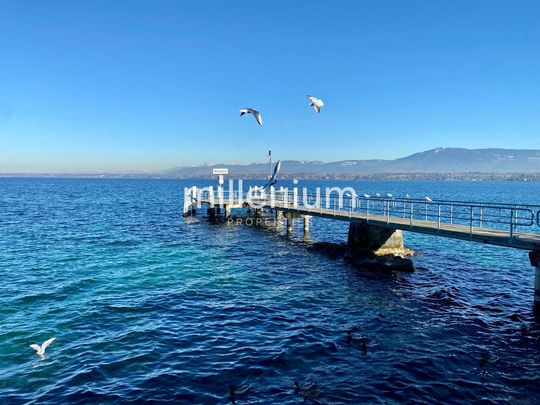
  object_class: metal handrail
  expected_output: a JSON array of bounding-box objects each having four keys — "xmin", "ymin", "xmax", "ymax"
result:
[{"xmin": 196, "ymin": 188, "xmax": 540, "ymax": 234}]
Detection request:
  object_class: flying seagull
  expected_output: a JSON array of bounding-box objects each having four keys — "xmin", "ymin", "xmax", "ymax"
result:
[
  {"xmin": 263, "ymin": 160, "xmax": 281, "ymax": 189},
  {"xmin": 240, "ymin": 108, "xmax": 262, "ymax": 126},
  {"xmin": 29, "ymin": 337, "xmax": 55, "ymax": 359},
  {"xmin": 306, "ymin": 95, "xmax": 324, "ymax": 113}
]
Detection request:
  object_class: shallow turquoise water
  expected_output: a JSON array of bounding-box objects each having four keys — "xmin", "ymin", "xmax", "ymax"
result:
[{"xmin": 1, "ymin": 178, "xmax": 540, "ymax": 404}]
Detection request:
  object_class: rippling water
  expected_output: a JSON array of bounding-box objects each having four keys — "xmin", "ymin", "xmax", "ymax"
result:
[{"xmin": 1, "ymin": 178, "xmax": 540, "ymax": 404}]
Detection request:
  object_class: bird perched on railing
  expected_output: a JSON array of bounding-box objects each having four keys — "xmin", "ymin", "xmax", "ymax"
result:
[{"xmin": 425, "ymin": 196, "xmax": 433, "ymax": 202}]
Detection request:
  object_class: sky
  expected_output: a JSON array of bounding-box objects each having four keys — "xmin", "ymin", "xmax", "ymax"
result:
[{"xmin": 0, "ymin": 0, "xmax": 539, "ymax": 173}]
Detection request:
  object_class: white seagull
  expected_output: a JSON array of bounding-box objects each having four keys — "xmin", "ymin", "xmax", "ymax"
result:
[
  {"xmin": 363, "ymin": 194, "xmax": 370, "ymax": 198},
  {"xmin": 239, "ymin": 108, "xmax": 262, "ymax": 126},
  {"xmin": 29, "ymin": 337, "xmax": 55, "ymax": 359},
  {"xmin": 425, "ymin": 196, "xmax": 433, "ymax": 202},
  {"xmin": 375, "ymin": 193, "xmax": 381, "ymax": 197},
  {"xmin": 387, "ymin": 193, "xmax": 393, "ymax": 198},
  {"xmin": 306, "ymin": 95, "xmax": 324, "ymax": 113}
]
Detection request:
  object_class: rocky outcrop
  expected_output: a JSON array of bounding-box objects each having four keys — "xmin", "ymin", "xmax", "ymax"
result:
[{"xmin": 310, "ymin": 241, "xmax": 414, "ymax": 272}]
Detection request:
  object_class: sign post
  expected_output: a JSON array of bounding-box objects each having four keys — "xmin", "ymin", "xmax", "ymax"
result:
[{"xmin": 213, "ymin": 168, "xmax": 228, "ymax": 203}]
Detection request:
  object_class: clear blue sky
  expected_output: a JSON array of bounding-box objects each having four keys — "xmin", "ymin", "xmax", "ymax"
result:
[{"xmin": 1, "ymin": 0, "xmax": 539, "ymax": 173}]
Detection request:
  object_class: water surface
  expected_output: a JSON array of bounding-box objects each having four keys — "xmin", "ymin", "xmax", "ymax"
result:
[{"xmin": 1, "ymin": 178, "xmax": 540, "ymax": 404}]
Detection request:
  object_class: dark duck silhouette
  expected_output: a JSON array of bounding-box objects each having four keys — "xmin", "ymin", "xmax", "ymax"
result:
[{"xmin": 228, "ymin": 384, "xmax": 251, "ymax": 403}]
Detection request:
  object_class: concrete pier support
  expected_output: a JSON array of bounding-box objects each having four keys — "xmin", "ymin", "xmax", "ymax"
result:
[
  {"xmin": 286, "ymin": 214, "xmax": 293, "ymax": 235},
  {"xmin": 303, "ymin": 215, "xmax": 311, "ymax": 234},
  {"xmin": 303, "ymin": 215, "xmax": 311, "ymax": 240},
  {"xmin": 276, "ymin": 210, "xmax": 284, "ymax": 224},
  {"xmin": 529, "ymin": 251, "xmax": 540, "ymax": 307},
  {"xmin": 348, "ymin": 221, "xmax": 409, "ymax": 257}
]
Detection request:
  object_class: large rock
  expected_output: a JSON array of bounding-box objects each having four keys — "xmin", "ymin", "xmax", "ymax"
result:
[
  {"xmin": 344, "ymin": 250, "xmax": 414, "ymax": 272},
  {"xmin": 310, "ymin": 241, "xmax": 415, "ymax": 272},
  {"xmin": 310, "ymin": 242, "xmax": 349, "ymax": 259}
]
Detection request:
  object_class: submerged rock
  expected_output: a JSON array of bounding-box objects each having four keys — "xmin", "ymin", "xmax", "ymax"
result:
[
  {"xmin": 344, "ymin": 250, "xmax": 414, "ymax": 272},
  {"xmin": 310, "ymin": 242, "xmax": 349, "ymax": 259},
  {"xmin": 310, "ymin": 241, "xmax": 414, "ymax": 272}
]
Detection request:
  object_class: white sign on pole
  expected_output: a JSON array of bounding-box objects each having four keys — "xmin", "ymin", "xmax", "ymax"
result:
[{"xmin": 212, "ymin": 168, "xmax": 229, "ymax": 175}]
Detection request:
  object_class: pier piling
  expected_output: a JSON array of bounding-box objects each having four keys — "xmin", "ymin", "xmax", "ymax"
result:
[
  {"xmin": 303, "ymin": 215, "xmax": 311, "ymax": 233},
  {"xmin": 286, "ymin": 214, "xmax": 293, "ymax": 235},
  {"xmin": 348, "ymin": 221, "xmax": 408, "ymax": 257},
  {"xmin": 529, "ymin": 251, "xmax": 540, "ymax": 307},
  {"xmin": 276, "ymin": 210, "xmax": 284, "ymax": 224}
]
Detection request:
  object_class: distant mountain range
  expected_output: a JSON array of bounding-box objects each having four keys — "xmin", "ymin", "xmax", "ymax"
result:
[{"xmin": 165, "ymin": 148, "xmax": 540, "ymax": 178}]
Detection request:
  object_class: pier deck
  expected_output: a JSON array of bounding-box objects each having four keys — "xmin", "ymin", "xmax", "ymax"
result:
[{"xmin": 276, "ymin": 203, "xmax": 540, "ymax": 251}]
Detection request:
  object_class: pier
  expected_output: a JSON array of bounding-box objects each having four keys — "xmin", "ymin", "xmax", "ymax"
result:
[{"xmin": 184, "ymin": 186, "xmax": 540, "ymax": 306}]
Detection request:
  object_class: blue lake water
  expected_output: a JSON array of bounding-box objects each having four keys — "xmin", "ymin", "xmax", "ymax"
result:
[{"xmin": 1, "ymin": 178, "xmax": 540, "ymax": 404}]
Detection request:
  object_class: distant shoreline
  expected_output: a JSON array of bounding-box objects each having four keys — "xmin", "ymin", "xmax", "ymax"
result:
[{"xmin": 1, "ymin": 172, "xmax": 539, "ymax": 181}]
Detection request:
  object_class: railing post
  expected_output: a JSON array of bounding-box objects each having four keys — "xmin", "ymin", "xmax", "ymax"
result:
[
  {"xmin": 366, "ymin": 200, "xmax": 369, "ymax": 220},
  {"xmin": 437, "ymin": 204, "xmax": 441, "ymax": 231},
  {"xmin": 450, "ymin": 203, "xmax": 453, "ymax": 224},
  {"xmin": 386, "ymin": 200, "xmax": 390, "ymax": 224},
  {"xmin": 480, "ymin": 205, "xmax": 483, "ymax": 228},
  {"xmin": 409, "ymin": 203, "xmax": 414, "ymax": 229},
  {"xmin": 510, "ymin": 208, "xmax": 514, "ymax": 240},
  {"xmin": 469, "ymin": 207, "xmax": 474, "ymax": 236}
]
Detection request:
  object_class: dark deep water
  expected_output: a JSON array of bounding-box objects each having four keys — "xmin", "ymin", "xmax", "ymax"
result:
[{"xmin": 1, "ymin": 178, "xmax": 540, "ymax": 404}]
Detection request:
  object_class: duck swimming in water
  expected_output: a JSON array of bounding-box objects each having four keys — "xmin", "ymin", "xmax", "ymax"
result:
[
  {"xmin": 294, "ymin": 380, "xmax": 315, "ymax": 394},
  {"xmin": 479, "ymin": 353, "xmax": 499, "ymax": 368},
  {"xmin": 304, "ymin": 388, "xmax": 323, "ymax": 400},
  {"xmin": 228, "ymin": 384, "xmax": 251, "ymax": 403}
]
